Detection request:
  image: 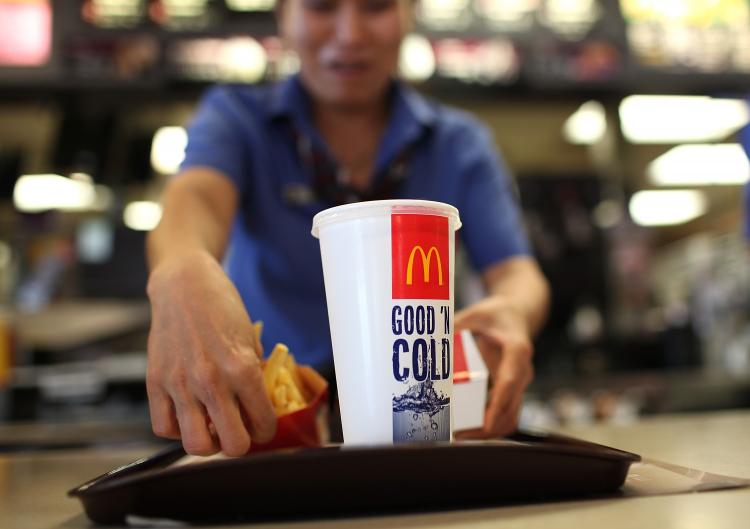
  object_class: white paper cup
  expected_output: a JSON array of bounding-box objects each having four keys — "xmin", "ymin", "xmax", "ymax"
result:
[{"xmin": 312, "ymin": 200, "xmax": 461, "ymax": 445}]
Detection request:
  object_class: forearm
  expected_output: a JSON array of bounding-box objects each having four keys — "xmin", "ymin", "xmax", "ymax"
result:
[
  {"xmin": 147, "ymin": 169, "xmax": 237, "ymax": 273},
  {"xmin": 483, "ymin": 257, "xmax": 550, "ymax": 337}
]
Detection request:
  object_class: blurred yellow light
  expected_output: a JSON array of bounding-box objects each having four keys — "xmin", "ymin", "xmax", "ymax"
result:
[
  {"xmin": 629, "ymin": 189, "xmax": 707, "ymax": 226},
  {"xmin": 418, "ymin": 0, "xmax": 472, "ymax": 29},
  {"xmin": 563, "ymin": 100, "xmax": 607, "ymax": 145},
  {"xmin": 475, "ymin": 0, "xmax": 539, "ymax": 27},
  {"xmin": 163, "ymin": 0, "xmax": 209, "ymax": 17},
  {"xmin": 218, "ymin": 37, "xmax": 267, "ymax": 83},
  {"xmin": 151, "ymin": 126, "xmax": 188, "ymax": 175},
  {"xmin": 123, "ymin": 201, "xmax": 162, "ymax": 231},
  {"xmin": 648, "ymin": 144, "xmax": 750, "ymax": 186},
  {"xmin": 658, "ymin": 0, "xmax": 689, "ymax": 20},
  {"xmin": 13, "ymin": 174, "xmax": 96, "ymax": 213},
  {"xmin": 226, "ymin": 0, "xmax": 275, "ymax": 11},
  {"xmin": 399, "ymin": 34, "xmax": 435, "ymax": 82},
  {"xmin": 88, "ymin": 0, "xmax": 145, "ymax": 27},
  {"xmin": 619, "ymin": 95, "xmax": 750, "ymax": 144},
  {"xmin": 542, "ymin": 0, "xmax": 600, "ymax": 25}
]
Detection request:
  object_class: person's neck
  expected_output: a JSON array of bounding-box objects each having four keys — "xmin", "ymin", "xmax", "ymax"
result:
[{"xmin": 312, "ymin": 98, "xmax": 390, "ymax": 191}]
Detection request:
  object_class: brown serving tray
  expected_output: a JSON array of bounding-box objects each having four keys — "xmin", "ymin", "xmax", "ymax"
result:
[{"xmin": 69, "ymin": 431, "xmax": 640, "ymax": 525}]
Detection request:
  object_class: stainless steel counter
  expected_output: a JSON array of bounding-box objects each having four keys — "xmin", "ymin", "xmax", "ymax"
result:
[{"xmin": 1, "ymin": 410, "xmax": 749, "ymax": 529}]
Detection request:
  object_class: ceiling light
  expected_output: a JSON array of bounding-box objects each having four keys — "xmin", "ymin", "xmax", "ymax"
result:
[
  {"xmin": 620, "ymin": 95, "xmax": 749, "ymax": 144},
  {"xmin": 151, "ymin": 126, "xmax": 188, "ymax": 175},
  {"xmin": 629, "ymin": 189, "xmax": 707, "ymax": 227},
  {"xmin": 399, "ymin": 34, "xmax": 435, "ymax": 82},
  {"xmin": 563, "ymin": 100, "xmax": 606, "ymax": 145},
  {"xmin": 648, "ymin": 144, "xmax": 750, "ymax": 186},
  {"xmin": 123, "ymin": 201, "xmax": 162, "ymax": 231},
  {"xmin": 13, "ymin": 174, "xmax": 96, "ymax": 213},
  {"xmin": 218, "ymin": 37, "xmax": 267, "ymax": 83}
]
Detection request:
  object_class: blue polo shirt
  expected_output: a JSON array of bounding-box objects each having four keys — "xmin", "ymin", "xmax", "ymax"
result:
[{"xmin": 181, "ymin": 75, "xmax": 529, "ymax": 367}]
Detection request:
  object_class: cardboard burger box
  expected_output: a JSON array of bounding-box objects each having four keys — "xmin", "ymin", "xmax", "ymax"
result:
[{"xmin": 452, "ymin": 330, "xmax": 489, "ymax": 432}]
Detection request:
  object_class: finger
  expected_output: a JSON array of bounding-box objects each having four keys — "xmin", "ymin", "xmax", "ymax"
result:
[
  {"xmin": 173, "ymin": 397, "xmax": 219, "ymax": 455},
  {"xmin": 473, "ymin": 333, "xmax": 501, "ymax": 375},
  {"xmin": 485, "ymin": 370, "xmax": 526, "ymax": 430},
  {"xmin": 504, "ymin": 391, "xmax": 526, "ymax": 432},
  {"xmin": 456, "ymin": 389, "xmax": 526, "ymax": 440},
  {"xmin": 453, "ymin": 427, "xmax": 485, "ymax": 440},
  {"xmin": 485, "ymin": 389, "xmax": 525, "ymax": 438},
  {"xmin": 234, "ymin": 367, "xmax": 277, "ymax": 443},
  {"xmin": 484, "ymin": 352, "xmax": 531, "ymax": 435},
  {"xmin": 146, "ymin": 382, "xmax": 181, "ymax": 439},
  {"xmin": 201, "ymin": 390, "xmax": 252, "ymax": 456}
]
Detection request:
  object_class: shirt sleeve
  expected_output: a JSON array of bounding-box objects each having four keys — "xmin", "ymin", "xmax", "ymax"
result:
[
  {"xmin": 180, "ymin": 86, "xmax": 249, "ymax": 194},
  {"xmin": 455, "ymin": 120, "xmax": 531, "ymax": 272}
]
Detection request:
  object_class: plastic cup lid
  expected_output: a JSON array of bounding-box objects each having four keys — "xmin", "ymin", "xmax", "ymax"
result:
[{"xmin": 311, "ymin": 199, "xmax": 461, "ymax": 238}]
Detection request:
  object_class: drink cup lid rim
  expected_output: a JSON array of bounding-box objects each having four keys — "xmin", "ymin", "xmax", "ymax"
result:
[{"xmin": 311, "ymin": 199, "xmax": 461, "ymax": 238}]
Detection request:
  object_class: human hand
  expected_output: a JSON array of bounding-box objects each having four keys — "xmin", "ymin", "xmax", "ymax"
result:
[
  {"xmin": 454, "ymin": 296, "xmax": 534, "ymax": 438},
  {"xmin": 146, "ymin": 251, "xmax": 276, "ymax": 456}
]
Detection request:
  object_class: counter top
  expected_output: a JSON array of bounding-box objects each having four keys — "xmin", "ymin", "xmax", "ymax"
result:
[
  {"xmin": 14, "ymin": 300, "xmax": 150, "ymax": 352},
  {"xmin": 1, "ymin": 410, "xmax": 749, "ymax": 529}
]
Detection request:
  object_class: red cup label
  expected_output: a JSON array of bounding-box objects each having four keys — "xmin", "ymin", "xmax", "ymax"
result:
[{"xmin": 391, "ymin": 214, "xmax": 450, "ymax": 300}]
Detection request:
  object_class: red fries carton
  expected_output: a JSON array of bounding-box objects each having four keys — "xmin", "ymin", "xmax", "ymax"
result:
[{"xmin": 250, "ymin": 365, "xmax": 329, "ymax": 453}]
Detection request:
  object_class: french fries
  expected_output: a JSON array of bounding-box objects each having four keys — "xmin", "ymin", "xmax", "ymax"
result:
[{"xmin": 252, "ymin": 322, "xmax": 309, "ymax": 416}]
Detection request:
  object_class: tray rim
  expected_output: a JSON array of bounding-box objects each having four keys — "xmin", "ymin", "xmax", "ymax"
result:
[{"xmin": 68, "ymin": 434, "xmax": 642, "ymax": 499}]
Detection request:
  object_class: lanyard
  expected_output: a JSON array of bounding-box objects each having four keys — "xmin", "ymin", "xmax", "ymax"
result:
[{"xmin": 287, "ymin": 125, "xmax": 412, "ymax": 207}]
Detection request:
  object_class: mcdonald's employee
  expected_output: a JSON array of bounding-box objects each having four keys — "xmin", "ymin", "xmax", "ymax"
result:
[{"xmin": 146, "ymin": 0, "xmax": 550, "ymax": 456}]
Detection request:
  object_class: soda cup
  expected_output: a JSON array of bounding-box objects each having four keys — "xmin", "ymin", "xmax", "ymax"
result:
[{"xmin": 312, "ymin": 200, "xmax": 462, "ymax": 445}]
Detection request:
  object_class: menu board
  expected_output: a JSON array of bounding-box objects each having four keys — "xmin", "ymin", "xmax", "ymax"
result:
[
  {"xmin": 81, "ymin": 0, "xmax": 273, "ymax": 29},
  {"xmin": 416, "ymin": 0, "xmax": 605, "ymax": 40},
  {"xmin": 413, "ymin": 0, "xmax": 627, "ymax": 87},
  {"xmin": 2, "ymin": 0, "xmax": 743, "ymax": 91},
  {"xmin": 81, "ymin": 0, "xmax": 148, "ymax": 28},
  {"xmin": 620, "ymin": 0, "xmax": 750, "ymax": 73}
]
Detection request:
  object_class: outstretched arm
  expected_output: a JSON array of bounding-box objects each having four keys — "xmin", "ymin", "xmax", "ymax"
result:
[{"xmin": 146, "ymin": 167, "xmax": 276, "ymax": 456}]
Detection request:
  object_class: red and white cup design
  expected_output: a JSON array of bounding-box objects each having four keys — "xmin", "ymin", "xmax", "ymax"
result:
[{"xmin": 313, "ymin": 200, "xmax": 461, "ymax": 445}]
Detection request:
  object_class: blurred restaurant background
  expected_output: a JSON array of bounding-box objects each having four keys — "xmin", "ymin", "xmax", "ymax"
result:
[{"xmin": 0, "ymin": 0, "xmax": 749, "ymax": 447}]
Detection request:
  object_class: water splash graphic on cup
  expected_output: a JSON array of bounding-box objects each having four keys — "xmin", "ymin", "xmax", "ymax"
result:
[{"xmin": 393, "ymin": 379, "xmax": 450, "ymax": 443}]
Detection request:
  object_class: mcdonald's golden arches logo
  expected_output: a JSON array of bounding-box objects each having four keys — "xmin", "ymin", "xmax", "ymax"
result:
[
  {"xmin": 392, "ymin": 214, "xmax": 449, "ymax": 300},
  {"xmin": 406, "ymin": 246, "xmax": 443, "ymax": 286}
]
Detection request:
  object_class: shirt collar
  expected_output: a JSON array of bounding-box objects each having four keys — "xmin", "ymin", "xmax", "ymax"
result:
[
  {"xmin": 267, "ymin": 73, "xmax": 437, "ymax": 175},
  {"xmin": 267, "ymin": 74, "xmax": 436, "ymax": 131},
  {"xmin": 267, "ymin": 74, "xmax": 310, "ymax": 123}
]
